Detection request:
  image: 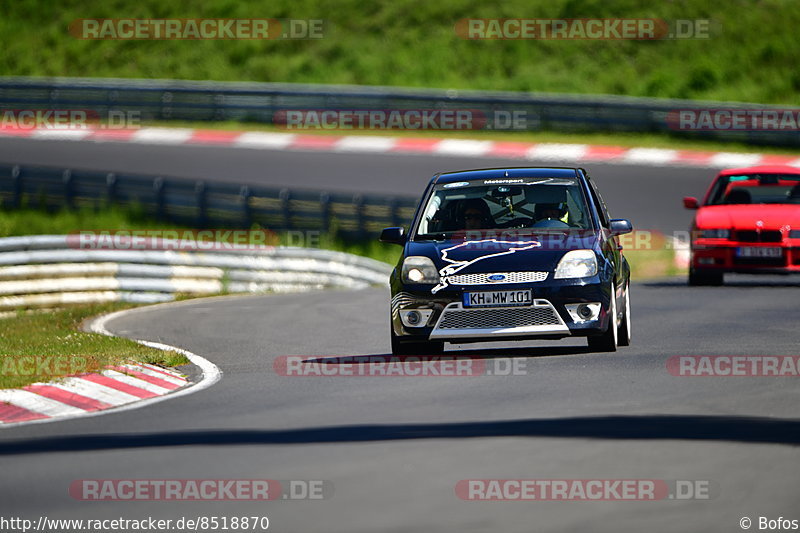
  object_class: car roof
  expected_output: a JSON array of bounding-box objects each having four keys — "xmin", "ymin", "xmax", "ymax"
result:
[
  {"xmin": 718, "ymin": 165, "xmax": 800, "ymax": 176},
  {"xmin": 433, "ymin": 167, "xmax": 580, "ymax": 184}
]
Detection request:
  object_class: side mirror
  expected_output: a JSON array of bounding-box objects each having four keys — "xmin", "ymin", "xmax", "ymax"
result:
[
  {"xmin": 379, "ymin": 227, "xmax": 406, "ymax": 245},
  {"xmin": 609, "ymin": 219, "xmax": 633, "ymax": 236},
  {"xmin": 683, "ymin": 197, "xmax": 699, "ymax": 209}
]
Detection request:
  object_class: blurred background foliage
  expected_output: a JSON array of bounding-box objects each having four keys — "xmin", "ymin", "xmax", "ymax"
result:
[{"xmin": 0, "ymin": 0, "xmax": 797, "ymax": 104}]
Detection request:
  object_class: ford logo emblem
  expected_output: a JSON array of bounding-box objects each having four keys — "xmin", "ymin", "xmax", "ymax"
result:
[{"xmin": 487, "ymin": 274, "xmax": 506, "ymax": 282}]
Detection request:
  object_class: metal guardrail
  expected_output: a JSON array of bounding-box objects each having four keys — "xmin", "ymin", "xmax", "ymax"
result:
[
  {"xmin": 0, "ymin": 162, "xmax": 419, "ymax": 237},
  {"xmin": 0, "ymin": 76, "xmax": 796, "ymax": 147},
  {"xmin": 0, "ymin": 235, "xmax": 392, "ymax": 309}
]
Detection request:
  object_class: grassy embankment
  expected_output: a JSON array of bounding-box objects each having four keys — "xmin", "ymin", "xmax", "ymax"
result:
[{"xmin": 1, "ymin": 0, "xmax": 798, "ymax": 105}]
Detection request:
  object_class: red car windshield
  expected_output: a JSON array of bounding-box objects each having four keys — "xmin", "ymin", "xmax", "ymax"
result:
[{"xmin": 705, "ymin": 174, "xmax": 800, "ymax": 205}]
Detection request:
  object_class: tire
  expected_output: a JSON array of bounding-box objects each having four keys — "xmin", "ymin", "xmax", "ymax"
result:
[
  {"xmin": 391, "ymin": 326, "xmax": 444, "ymax": 356},
  {"xmin": 688, "ymin": 268, "xmax": 723, "ymax": 286},
  {"xmin": 617, "ymin": 282, "xmax": 631, "ymax": 347},
  {"xmin": 587, "ymin": 286, "xmax": 618, "ymax": 352}
]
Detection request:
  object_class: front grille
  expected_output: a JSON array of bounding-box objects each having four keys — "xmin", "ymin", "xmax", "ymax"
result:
[
  {"xmin": 736, "ymin": 230, "xmax": 782, "ymax": 243},
  {"xmin": 446, "ymin": 271, "xmax": 548, "ymax": 285},
  {"xmin": 437, "ymin": 306, "xmax": 561, "ymax": 329}
]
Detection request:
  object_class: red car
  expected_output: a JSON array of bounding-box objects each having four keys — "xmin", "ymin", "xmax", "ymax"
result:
[{"xmin": 683, "ymin": 165, "xmax": 800, "ymax": 285}]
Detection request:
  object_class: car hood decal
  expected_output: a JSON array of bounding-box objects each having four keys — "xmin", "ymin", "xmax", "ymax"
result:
[{"xmin": 431, "ymin": 239, "xmax": 542, "ymax": 293}]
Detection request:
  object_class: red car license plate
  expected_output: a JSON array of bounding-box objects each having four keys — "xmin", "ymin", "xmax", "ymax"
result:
[{"xmin": 736, "ymin": 247, "xmax": 783, "ymax": 258}]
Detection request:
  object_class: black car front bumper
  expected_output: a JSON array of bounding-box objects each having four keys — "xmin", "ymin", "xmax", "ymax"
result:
[{"xmin": 391, "ymin": 275, "xmax": 614, "ymax": 344}]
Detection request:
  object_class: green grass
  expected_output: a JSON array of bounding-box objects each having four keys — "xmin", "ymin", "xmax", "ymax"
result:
[
  {"xmin": 0, "ymin": 303, "xmax": 189, "ymax": 389},
  {"xmin": 625, "ymin": 247, "xmax": 684, "ymax": 280},
  {"xmin": 0, "ymin": 0, "xmax": 798, "ymax": 105}
]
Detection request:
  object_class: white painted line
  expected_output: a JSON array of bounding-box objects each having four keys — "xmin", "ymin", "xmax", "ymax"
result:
[
  {"xmin": 101, "ymin": 369, "xmax": 173, "ymax": 395},
  {"xmin": 48, "ymin": 377, "xmax": 141, "ymax": 406},
  {"xmin": 623, "ymin": 148, "xmax": 679, "ymax": 165},
  {"xmin": 130, "ymin": 128, "xmax": 194, "ymax": 144},
  {"xmin": 141, "ymin": 362, "xmax": 186, "ymax": 377},
  {"xmin": 233, "ymin": 132, "xmax": 296, "ymax": 149},
  {"xmin": 0, "ymin": 389, "xmax": 86, "ymax": 417},
  {"xmin": 121, "ymin": 363, "xmax": 186, "ymax": 386},
  {"xmin": 30, "ymin": 129, "xmax": 94, "ymax": 141},
  {"xmin": 433, "ymin": 139, "xmax": 494, "ymax": 156},
  {"xmin": 708, "ymin": 152, "xmax": 763, "ymax": 168},
  {"xmin": 526, "ymin": 143, "xmax": 588, "ymax": 161},
  {"xmin": 335, "ymin": 136, "xmax": 396, "ymax": 152}
]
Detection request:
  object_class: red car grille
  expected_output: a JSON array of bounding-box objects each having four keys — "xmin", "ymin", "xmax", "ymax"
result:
[{"xmin": 735, "ymin": 230, "xmax": 783, "ymax": 243}]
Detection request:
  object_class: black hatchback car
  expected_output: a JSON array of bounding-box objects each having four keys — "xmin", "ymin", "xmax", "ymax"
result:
[{"xmin": 380, "ymin": 167, "xmax": 633, "ymax": 354}]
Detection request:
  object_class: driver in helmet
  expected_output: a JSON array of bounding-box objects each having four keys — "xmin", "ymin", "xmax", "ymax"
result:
[
  {"xmin": 534, "ymin": 202, "xmax": 568, "ymax": 223},
  {"xmin": 458, "ymin": 198, "xmax": 494, "ymax": 230}
]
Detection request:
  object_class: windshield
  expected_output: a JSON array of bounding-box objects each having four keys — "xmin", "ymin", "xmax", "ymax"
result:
[
  {"xmin": 706, "ymin": 174, "xmax": 800, "ymax": 205},
  {"xmin": 413, "ymin": 177, "xmax": 594, "ymax": 239}
]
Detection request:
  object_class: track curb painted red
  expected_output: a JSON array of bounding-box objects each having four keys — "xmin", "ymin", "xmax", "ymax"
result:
[
  {"xmin": 0, "ymin": 302, "xmax": 223, "ymax": 428},
  {"xmin": 1, "ymin": 126, "xmax": 798, "ymax": 168}
]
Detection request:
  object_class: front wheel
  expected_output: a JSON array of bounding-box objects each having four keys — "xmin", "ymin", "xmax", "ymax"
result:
[
  {"xmin": 587, "ymin": 287, "xmax": 618, "ymax": 352},
  {"xmin": 391, "ymin": 326, "xmax": 444, "ymax": 355}
]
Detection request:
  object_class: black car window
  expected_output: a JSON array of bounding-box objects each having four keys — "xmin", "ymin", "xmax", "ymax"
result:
[
  {"xmin": 705, "ymin": 174, "xmax": 800, "ymax": 205},
  {"xmin": 414, "ymin": 177, "xmax": 595, "ymax": 239}
]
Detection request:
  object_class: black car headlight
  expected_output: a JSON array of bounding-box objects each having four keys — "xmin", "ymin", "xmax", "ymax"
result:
[
  {"xmin": 401, "ymin": 256, "xmax": 440, "ymax": 284},
  {"xmin": 554, "ymin": 249, "xmax": 598, "ymax": 279}
]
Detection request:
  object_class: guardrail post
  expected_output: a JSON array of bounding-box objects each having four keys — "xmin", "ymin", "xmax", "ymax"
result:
[
  {"xmin": 62, "ymin": 170, "xmax": 74, "ymax": 210},
  {"xmin": 389, "ymin": 198, "xmax": 400, "ymax": 228},
  {"xmin": 161, "ymin": 91, "xmax": 173, "ymax": 120},
  {"xmin": 319, "ymin": 192, "xmax": 331, "ymax": 233},
  {"xmin": 279, "ymin": 188, "xmax": 292, "ymax": 230},
  {"xmin": 240, "ymin": 185, "xmax": 252, "ymax": 227},
  {"xmin": 353, "ymin": 193, "xmax": 365, "ymax": 238},
  {"xmin": 106, "ymin": 173, "xmax": 117, "ymax": 206},
  {"xmin": 195, "ymin": 181, "xmax": 207, "ymax": 228},
  {"xmin": 153, "ymin": 177, "xmax": 165, "ymax": 221},
  {"xmin": 11, "ymin": 165, "xmax": 21, "ymax": 208}
]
